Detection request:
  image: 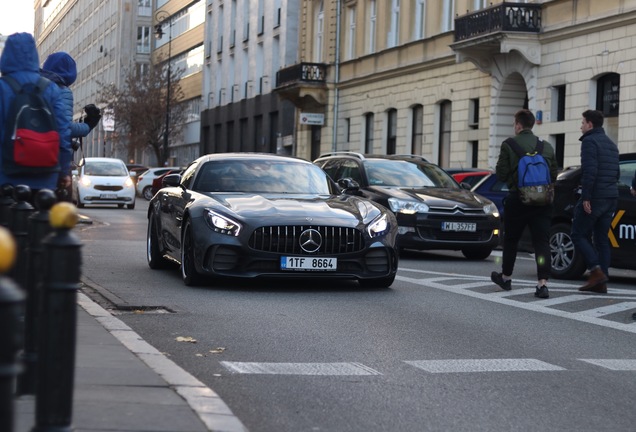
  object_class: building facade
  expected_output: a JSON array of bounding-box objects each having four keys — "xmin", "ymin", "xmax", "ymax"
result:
[
  {"xmin": 276, "ymin": 0, "xmax": 636, "ymax": 170},
  {"xmin": 199, "ymin": 0, "xmax": 299, "ymax": 156}
]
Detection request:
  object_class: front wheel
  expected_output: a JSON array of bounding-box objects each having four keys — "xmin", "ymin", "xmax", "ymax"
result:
[
  {"xmin": 147, "ymin": 213, "xmax": 169, "ymax": 270},
  {"xmin": 550, "ymin": 222, "xmax": 586, "ymax": 279},
  {"xmin": 143, "ymin": 186, "xmax": 154, "ymax": 201},
  {"xmin": 181, "ymin": 220, "xmax": 204, "ymax": 286},
  {"xmin": 461, "ymin": 247, "xmax": 493, "ymax": 260}
]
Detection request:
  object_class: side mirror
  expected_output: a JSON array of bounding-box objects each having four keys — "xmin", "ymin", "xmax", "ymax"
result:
[
  {"xmin": 337, "ymin": 177, "xmax": 361, "ymax": 194},
  {"xmin": 460, "ymin": 182, "xmax": 472, "ymax": 190},
  {"xmin": 162, "ymin": 173, "xmax": 181, "ymax": 187}
]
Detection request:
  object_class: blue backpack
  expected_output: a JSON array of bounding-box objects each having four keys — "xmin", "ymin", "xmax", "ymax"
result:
[
  {"xmin": 505, "ymin": 137, "xmax": 554, "ymax": 206},
  {"xmin": 1, "ymin": 76, "xmax": 60, "ymax": 176}
]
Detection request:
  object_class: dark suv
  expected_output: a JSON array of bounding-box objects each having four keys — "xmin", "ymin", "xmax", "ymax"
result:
[
  {"xmin": 314, "ymin": 152, "xmax": 501, "ymax": 260},
  {"xmin": 549, "ymin": 152, "xmax": 636, "ymax": 279}
]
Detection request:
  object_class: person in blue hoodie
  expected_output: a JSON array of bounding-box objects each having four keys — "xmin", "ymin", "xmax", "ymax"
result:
[
  {"xmin": 0, "ymin": 32, "xmax": 71, "ymax": 199},
  {"xmin": 40, "ymin": 51, "xmax": 101, "ymax": 201}
]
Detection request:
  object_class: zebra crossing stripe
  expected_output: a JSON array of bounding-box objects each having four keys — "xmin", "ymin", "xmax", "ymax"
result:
[
  {"xmin": 404, "ymin": 359, "xmax": 566, "ymax": 373},
  {"xmin": 579, "ymin": 302, "xmax": 636, "ymax": 317},
  {"xmin": 579, "ymin": 359, "xmax": 636, "ymax": 371},
  {"xmin": 220, "ymin": 361, "xmax": 382, "ymax": 375}
]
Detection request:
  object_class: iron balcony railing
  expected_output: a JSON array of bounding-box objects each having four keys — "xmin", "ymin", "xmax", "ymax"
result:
[
  {"xmin": 454, "ymin": 2, "xmax": 541, "ymax": 42},
  {"xmin": 275, "ymin": 62, "xmax": 327, "ymax": 88}
]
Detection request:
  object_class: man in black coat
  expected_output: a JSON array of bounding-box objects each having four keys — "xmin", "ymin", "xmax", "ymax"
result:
[{"xmin": 571, "ymin": 110, "xmax": 620, "ymax": 294}]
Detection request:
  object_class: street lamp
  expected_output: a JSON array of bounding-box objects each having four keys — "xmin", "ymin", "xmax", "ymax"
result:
[{"xmin": 154, "ymin": 10, "xmax": 172, "ymax": 165}]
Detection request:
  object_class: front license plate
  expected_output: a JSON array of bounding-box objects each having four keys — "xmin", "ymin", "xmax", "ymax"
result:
[
  {"xmin": 100, "ymin": 193, "xmax": 118, "ymax": 199},
  {"xmin": 441, "ymin": 222, "xmax": 477, "ymax": 232},
  {"xmin": 281, "ymin": 257, "xmax": 337, "ymax": 271}
]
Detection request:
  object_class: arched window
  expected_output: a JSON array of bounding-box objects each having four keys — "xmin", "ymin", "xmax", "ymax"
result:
[{"xmin": 596, "ymin": 73, "xmax": 620, "ymax": 118}]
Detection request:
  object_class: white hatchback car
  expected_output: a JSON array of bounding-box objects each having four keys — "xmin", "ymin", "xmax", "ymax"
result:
[
  {"xmin": 73, "ymin": 157, "xmax": 136, "ymax": 209},
  {"xmin": 136, "ymin": 167, "xmax": 180, "ymax": 200}
]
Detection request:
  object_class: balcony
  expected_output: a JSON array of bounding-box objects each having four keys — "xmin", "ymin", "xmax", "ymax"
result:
[
  {"xmin": 450, "ymin": 2, "xmax": 542, "ymax": 72},
  {"xmin": 274, "ymin": 62, "xmax": 328, "ymax": 109}
]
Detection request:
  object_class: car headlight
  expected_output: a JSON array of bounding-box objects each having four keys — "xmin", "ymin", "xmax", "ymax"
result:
[
  {"xmin": 80, "ymin": 177, "xmax": 91, "ymax": 187},
  {"xmin": 483, "ymin": 204, "xmax": 500, "ymax": 217},
  {"xmin": 203, "ymin": 210, "xmax": 242, "ymax": 236},
  {"xmin": 125, "ymin": 177, "xmax": 134, "ymax": 188},
  {"xmin": 387, "ymin": 198, "xmax": 429, "ymax": 214},
  {"xmin": 367, "ymin": 213, "xmax": 390, "ymax": 238}
]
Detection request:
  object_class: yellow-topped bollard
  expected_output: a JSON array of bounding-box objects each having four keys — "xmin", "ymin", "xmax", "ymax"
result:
[
  {"xmin": 49, "ymin": 202, "xmax": 78, "ymax": 230},
  {"xmin": 0, "ymin": 226, "xmax": 16, "ymax": 273}
]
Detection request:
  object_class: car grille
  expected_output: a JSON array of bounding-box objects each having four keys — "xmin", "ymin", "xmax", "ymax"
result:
[
  {"xmin": 95, "ymin": 185, "xmax": 124, "ymax": 191},
  {"xmin": 249, "ymin": 226, "xmax": 365, "ymax": 254}
]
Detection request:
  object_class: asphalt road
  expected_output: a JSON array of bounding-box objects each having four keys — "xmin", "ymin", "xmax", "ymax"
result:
[{"xmin": 76, "ymin": 199, "xmax": 636, "ymax": 432}]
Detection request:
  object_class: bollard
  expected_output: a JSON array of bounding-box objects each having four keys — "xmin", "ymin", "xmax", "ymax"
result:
[
  {"xmin": 17, "ymin": 190, "xmax": 57, "ymax": 396},
  {"xmin": 8, "ymin": 185, "xmax": 34, "ymax": 288},
  {"xmin": 33, "ymin": 203, "xmax": 82, "ymax": 432},
  {"xmin": 0, "ymin": 226, "xmax": 26, "ymax": 432},
  {"xmin": 1, "ymin": 184, "xmax": 15, "ymax": 228}
]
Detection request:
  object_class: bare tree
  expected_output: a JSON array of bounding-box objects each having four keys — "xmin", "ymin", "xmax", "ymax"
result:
[{"xmin": 99, "ymin": 59, "xmax": 186, "ymax": 166}]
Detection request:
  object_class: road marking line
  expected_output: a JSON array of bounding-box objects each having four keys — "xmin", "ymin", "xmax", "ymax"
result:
[
  {"xmin": 395, "ymin": 273, "xmax": 636, "ymax": 334},
  {"xmin": 220, "ymin": 362, "xmax": 382, "ymax": 375},
  {"xmin": 579, "ymin": 359, "xmax": 636, "ymax": 371},
  {"xmin": 579, "ymin": 302, "xmax": 636, "ymax": 317},
  {"xmin": 536, "ymin": 294, "xmax": 592, "ymax": 306},
  {"xmin": 404, "ymin": 359, "xmax": 566, "ymax": 373}
]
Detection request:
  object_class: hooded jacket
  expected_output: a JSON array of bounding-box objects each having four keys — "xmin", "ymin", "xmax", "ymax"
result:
[
  {"xmin": 40, "ymin": 52, "xmax": 90, "ymax": 141},
  {"xmin": 0, "ymin": 33, "xmax": 71, "ymax": 191}
]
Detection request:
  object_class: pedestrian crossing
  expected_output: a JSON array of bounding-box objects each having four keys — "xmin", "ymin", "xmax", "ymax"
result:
[
  {"xmin": 219, "ymin": 358, "xmax": 636, "ymax": 375},
  {"xmin": 396, "ymin": 267, "xmax": 636, "ymax": 335}
]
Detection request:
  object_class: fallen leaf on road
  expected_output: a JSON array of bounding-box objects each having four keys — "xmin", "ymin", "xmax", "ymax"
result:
[
  {"xmin": 175, "ymin": 336, "xmax": 197, "ymax": 343},
  {"xmin": 209, "ymin": 347, "xmax": 226, "ymax": 354},
  {"xmin": 195, "ymin": 353, "xmax": 204, "ymax": 357}
]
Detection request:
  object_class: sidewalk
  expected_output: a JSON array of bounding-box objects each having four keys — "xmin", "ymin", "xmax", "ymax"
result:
[{"xmin": 14, "ymin": 292, "xmax": 247, "ymax": 432}]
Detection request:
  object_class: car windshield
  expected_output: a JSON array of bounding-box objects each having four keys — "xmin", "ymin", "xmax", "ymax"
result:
[
  {"xmin": 364, "ymin": 160, "xmax": 458, "ymax": 188},
  {"xmin": 194, "ymin": 160, "xmax": 333, "ymax": 194},
  {"xmin": 84, "ymin": 161, "xmax": 128, "ymax": 176}
]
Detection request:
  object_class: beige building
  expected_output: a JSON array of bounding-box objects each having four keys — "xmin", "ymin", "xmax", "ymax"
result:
[{"xmin": 277, "ymin": 0, "xmax": 636, "ymax": 169}]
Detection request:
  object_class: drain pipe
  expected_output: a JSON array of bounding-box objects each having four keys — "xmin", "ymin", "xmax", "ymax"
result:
[{"xmin": 331, "ymin": 0, "xmax": 342, "ymax": 152}]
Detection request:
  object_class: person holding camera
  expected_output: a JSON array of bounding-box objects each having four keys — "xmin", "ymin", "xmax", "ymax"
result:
[{"xmin": 40, "ymin": 51, "xmax": 101, "ymax": 201}]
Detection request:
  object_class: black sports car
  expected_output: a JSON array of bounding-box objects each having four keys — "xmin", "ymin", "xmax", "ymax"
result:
[
  {"xmin": 146, "ymin": 153, "xmax": 399, "ymax": 287},
  {"xmin": 314, "ymin": 153, "xmax": 501, "ymax": 260}
]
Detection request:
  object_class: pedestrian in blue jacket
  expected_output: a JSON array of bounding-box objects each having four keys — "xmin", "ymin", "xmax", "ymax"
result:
[
  {"xmin": 571, "ymin": 110, "xmax": 620, "ymax": 294},
  {"xmin": 40, "ymin": 51, "xmax": 101, "ymax": 200},
  {"xmin": 0, "ymin": 33, "xmax": 71, "ymax": 197}
]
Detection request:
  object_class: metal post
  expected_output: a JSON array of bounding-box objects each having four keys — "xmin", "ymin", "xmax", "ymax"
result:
[
  {"xmin": 0, "ymin": 184, "xmax": 15, "ymax": 228},
  {"xmin": 0, "ymin": 226, "xmax": 25, "ymax": 432},
  {"xmin": 17, "ymin": 190, "xmax": 57, "ymax": 396},
  {"xmin": 8, "ymin": 185, "xmax": 34, "ymax": 290},
  {"xmin": 33, "ymin": 203, "xmax": 82, "ymax": 432},
  {"xmin": 155, "ymin": 10, "xmax": 172, "ymax": 166}
]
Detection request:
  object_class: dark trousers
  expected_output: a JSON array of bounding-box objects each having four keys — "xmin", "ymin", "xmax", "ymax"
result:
[
  {"xmin": 502, "ymin": 194, "xmax": 553, "ymax": 280},
  {"xmin": 570, "ymin": 198, "xmax": 617, "ymax": 276}
]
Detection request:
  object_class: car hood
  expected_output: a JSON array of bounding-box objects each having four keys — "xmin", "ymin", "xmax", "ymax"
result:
[
  {"xmin": 209, "ymin": 193, "xmax": 383, "ymax": 225},
  {"xmin": 368, "ymin": 186, "xmax": 493, "ymax": 208}
]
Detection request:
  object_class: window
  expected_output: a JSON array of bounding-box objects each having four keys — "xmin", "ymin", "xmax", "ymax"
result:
[
  {"xmin": 473, "ymin": 0, "xmax": 488, "ymax": 10},
  {"xmin": 551, "ymin": 85, "xmax": 566, "ymax": 122},
  {"xmin": 469, "ymin": 141, "xmax": 478, "ymax": 167},
  {"xmin": 387, "ymin": 109, "xmax": 397, "ymax": 154},
  {"xmin": 138, "ymin": 0, "xmax": 151, "ymax": 16},
  {"xmin": 367, "ymin": 0, "xmax": 376, "ymax": 54},
  {"xmin": 388, "ymin": 0, "xmax": 400, "ymax": 48},
  {"xmin": 136, "ymin": 26, "xmax": 151, "ymax": 53},
  {"xmin": 172, "ymin": 45, "xmax": 204, "ymax": 78},
  {"xmin": 217, "ymin": 6, "xmax": 225, "ymax": 53},
  {"xmin": 596, "ymin": 73, "xmax": 620, "ymax": 118},
  {"xmin": 346, "ymin": 6, "xmax": 356, "ymax": 60},
  {"xmin": 257, "ymin": 0, "xmax": 265, "ymax": 35},
  {"xmin": 365, "ymin": 113, "xmax": 374, "ymax": 153},
  {"xmin": 438, "ymin": 101, "xmax": 451, "ymax": 167},
  {"xmin": 411, "ymin": 105, "xmax": 423, "ymax": 155},
  {"xmin": 469, "ymin": 98, "xmax": 479, "ymax": 128},
  {"xmin": 414, "ymin": 0, "xmax": 426, "ymax": 40},
  {"xmin": 230, "ymin": 0, "xmax": 237, "ymax": 47},
  {"xmin": 243, "ymin": 0, "xmax": 250, "ymax": 41},
  {"xmin": 345, "ymin": 118, "xmax": 351, "ymax": 143},
  {"xmin": 442, "ymin": 0, "xmax": 455, "ymax": 32},
  {"xmin": 314, "ymin": 1, "xmax": 324, "ymax": 62}
]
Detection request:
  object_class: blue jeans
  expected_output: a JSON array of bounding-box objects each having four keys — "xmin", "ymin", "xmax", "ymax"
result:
[{"xmin": 570, "ymin": 198, "xmax": 617, "ymax": 276}]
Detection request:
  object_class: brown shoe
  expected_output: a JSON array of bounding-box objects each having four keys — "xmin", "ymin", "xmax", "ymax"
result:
[{"xmin": 579, "ymin": 267, "xmax": 608, "ymax": 292}]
